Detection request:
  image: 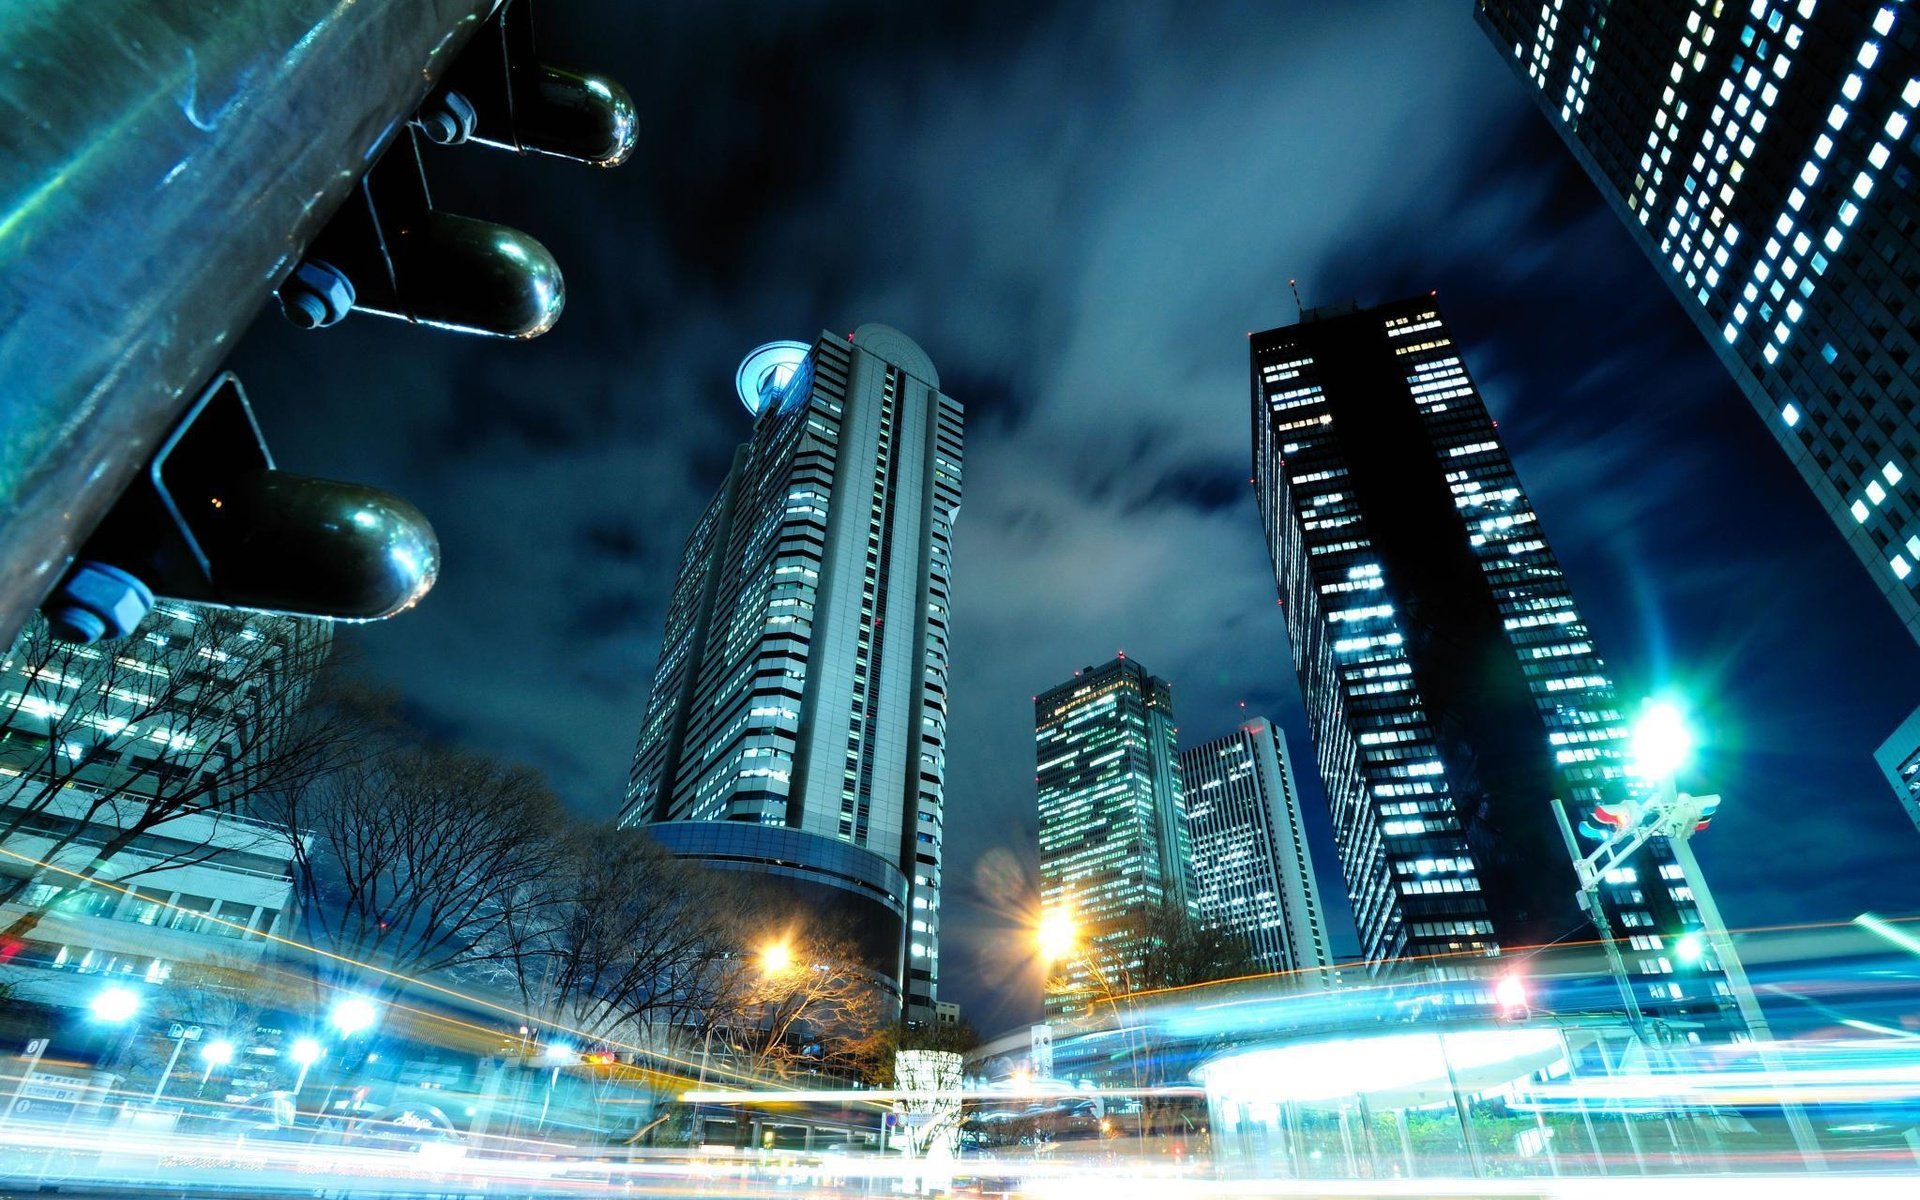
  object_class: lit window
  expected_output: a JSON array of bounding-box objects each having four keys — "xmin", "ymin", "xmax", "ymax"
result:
[
  {"xmin": 1854, "ymin": 500, "xmax": 1872, "ymax": 523},
  {"xmin": 1782, "ymin": 403, "xmax": 1800, "ymax": 427},
  {"xmin": 1868, "ymin": 481, "xmax": 1888, "ymax": 504},
  {"xmin": 1886, "ymin": 462, "xmax": 1905, "ymax": 486},
  {"xmin": 1875, "ymin": 10, "xmax": 1896, "ymax": 36},
  {"xmin": 1894, "ymin": 556, "xmax": 1911, "ymax": 580}
]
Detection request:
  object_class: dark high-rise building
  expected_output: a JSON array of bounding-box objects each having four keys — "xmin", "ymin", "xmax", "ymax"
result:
[
  {"xmin": 1035, "ymin": 656, "xmax": 1191, "ymax": 1014},
  {"xmin": 621, "ymin": 325, "xmax": 962, "ymax": 1024},
  {"xmin": 1250, "ymin": 296, "xmax": 1724, "ymax": 1023},
  {"xmin": 1177, "ymin": 717, "xmax": 1335, "ymax": 987},
  {"xmin": 1476, "ymin": 0, "xmax": 1920, "ymax": 869}
]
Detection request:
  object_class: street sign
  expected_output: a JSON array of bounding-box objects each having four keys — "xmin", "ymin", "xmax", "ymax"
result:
[
  {"xmin": 22, "ymin": 1039, "xmax": 46, "ymax": 1056},
  {"xmin": 166, "ymin": 1024, "xmax": 203, "ymax": 1041}
]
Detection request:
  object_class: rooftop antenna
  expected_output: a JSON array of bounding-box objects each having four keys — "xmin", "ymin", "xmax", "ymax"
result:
[{"xmin": 1288, "ymin": 277, "xmax": 1305, "ymax": 317}]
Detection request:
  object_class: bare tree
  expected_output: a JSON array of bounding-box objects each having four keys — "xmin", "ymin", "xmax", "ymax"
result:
[
  {"xmin": 0, "ymin": 606, "xmax": 351, "ymax": 940},
  {"xmin": 277, "ymin": 745, "xmax": 566, "ymax": 998},
  {"xmin": 724, "ymin": 925, "xmax": 891, "ymax": 1083},
  {"xmin": 471, "ymin": 826, "xmax": 751, "ymax": 1047}
]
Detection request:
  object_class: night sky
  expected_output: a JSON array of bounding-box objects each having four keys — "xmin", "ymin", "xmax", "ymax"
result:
[{"xmin": 227, "ymin": 1, "xmax": 1920, "ymax": 1034}]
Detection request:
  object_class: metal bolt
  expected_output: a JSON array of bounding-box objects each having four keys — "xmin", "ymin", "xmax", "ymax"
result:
[
  {"xmin": 414, "ymin": 91, "xmax": 477, "ymax": 146},
  {"xmin": 277, "ymin": 259, "xmax": 356, "ymax": 329},
  {"xmin": 43, "ymin": 561, "xmax": 154, "ymax": 644}
]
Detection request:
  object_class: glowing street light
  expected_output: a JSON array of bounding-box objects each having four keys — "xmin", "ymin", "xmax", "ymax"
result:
[
  {"xmin": 1630, "ymin": 698, "xmax": 1696, "ymax": 784},
  {"xmin": 1035, "ymin": 909, "xmax": 1078, "ymax": 964},
  {"xmin": 328, "ymin": 996, "xmax": 378, "ymax": 1036},
  {"xmin": 760, "ymin": 940, "xmax": 793, "ymax": 977},
  {"xmin": 200, "ymin": 1040, "xmax": 235, "ymax": 1069},
  {"xmin": 1494, "ymin": 972, "xmax": 1530, "ymax": 1019},
  {"xmin": 88, "ymin": 985, "xmax": 141, "ymax": 1024},
  {"xmin": 288, "ymin": 1037, "xmax": 324, "ymax": 1097},
  {"xmin": 1674, "ymin": 930, "xmax": 1708, "ymax": 966}
]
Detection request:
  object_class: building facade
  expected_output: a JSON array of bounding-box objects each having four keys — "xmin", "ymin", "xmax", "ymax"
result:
[
  {"xmin": 1478, "ymin": 1, "xmax": 1920, "ymax": 641},
  {"xmin": 1874, "ymin": 703, "xmax": 1920, "ymax": 834},
  {"xmin": 621, "ymin": 325, "xmax": 962, "ymax": 1024},
  {"xmin": 0, "ymin": 604, "xmax": 321, "ymax": 1014},
  {"xmin": 1177, "ymin": 718, "xmax": 1335, "ymax": 987},
  {"xmin": 1250, "ymin": 296, "xmax": 1727, "ymax": 1028},
  {"xmin": 1035, "ymin": 656, "xmax": 1192, "ymax": 1014}
]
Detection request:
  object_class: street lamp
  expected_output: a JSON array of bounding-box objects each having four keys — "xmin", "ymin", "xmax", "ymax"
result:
[
  {"xmin": 1629, "ymin": 698, "xmax": 1696, "ymax": 782},
  {"xmin": 328, "ymin": 996, "xmax": 378, "ymax": 1037},
  {"xmin": 1553, "ymin": 695, "xmax": 1825, "ymax": 1170},
  {"xmin": 202, "ymin": 1036, "xmax": 236, "ymax": 1075},
  {"xmin": 760, "ymin": 940, "xmax": 793, "ymax": 976},
  {"xmin": 1674, "ymin": 930, "xmax": 1708, "ymax": 966},
  {"xmin": 289, "ymin": 1037, "xmax": 324, "ymax": 1096},
  {"xmin": 1035, "ymin": 909, "xmax": 1077, "ymax": 965},
  {"xmin": 88, "ymin": 985, "xmax": 141, "ymax": 1024}
]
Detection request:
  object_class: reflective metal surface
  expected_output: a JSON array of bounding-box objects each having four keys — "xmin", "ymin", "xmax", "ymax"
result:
[
  {"xmin": 0, "ymin": 0, "xmax": 498, "ymax": 645},
  {"xmin": 208, "ymin": 471, "xmax": 441, "ymax": 621},
  {"xmin": 353, "ymin": 210, "xmax": 566, "ymax": 339},
  {"xmin": 479, "ymin": 65, "xmax": 638, "ymax": 167}
]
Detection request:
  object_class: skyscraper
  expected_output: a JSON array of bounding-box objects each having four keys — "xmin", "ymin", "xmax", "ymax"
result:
[
  {"xmin": 1474, "ymin": 3, "xmax": 1920, "ymax": 638},
  {"xmin": 1873, "ymin": 705, "xmax": 1920, "ymax": 835},
  {"xmin": 1177, "ymin": 717, "xmax": 1334, "ymax": 987},
  {"xmin": 621, "ymin": 325, "xmax": 962, "ymax": 1024},
  {"xmin": 1250, "ymin": 296, "xmax": 1725, "ymax": 1026},
  {"xmin": 1035, "ymin": 656, "xmax": 1191, "ymax": 1015}
]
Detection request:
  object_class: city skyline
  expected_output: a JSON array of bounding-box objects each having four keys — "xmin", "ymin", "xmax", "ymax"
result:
[{"xmin": 222, "ymin": 0, "xmax": 1920, "ymax": 1032}]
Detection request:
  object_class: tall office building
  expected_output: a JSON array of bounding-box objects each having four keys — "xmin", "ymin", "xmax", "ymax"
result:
[
  {"xmin": 1874, "ymin": 705, "xmax": 1920, "ymax": 834},
  {"xmin": 621, "ymin": 325, "xmax": 962, "ymax": 1024},
  {"xmin": 1478, "ymin": 1, "xmax": 1920, "ymax": 638},
  {"xmin": 1035, "ymin": 656, "xmax": 1192, "ymax": 1014},
  {"xmin": 1475, "ymin": 2, "xmax": 1920, "ymax": 813},
  {"xmin": 1251, "ymin": 296, "xmax": 1726, "ymax": 1025},
  {"xmin": 1177, "ymin": 718, "xmax": 1334, "ymax": 987}
]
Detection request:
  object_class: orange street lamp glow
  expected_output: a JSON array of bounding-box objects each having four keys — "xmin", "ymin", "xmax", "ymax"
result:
[
  {"xmin": 761, "ymin": 940, "xmax": 793, "ymax": 976},
  {"xmin": 1036, "ymin": 909, "xmax": 1078, "ymax": 964}
]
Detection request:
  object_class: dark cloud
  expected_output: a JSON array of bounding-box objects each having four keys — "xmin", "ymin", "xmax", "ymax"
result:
[{"xmin": 226, "ymin": 0, "xmax": 1920, "ymax": 1035}]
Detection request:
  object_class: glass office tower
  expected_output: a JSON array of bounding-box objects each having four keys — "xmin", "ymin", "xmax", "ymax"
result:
[
  {"xmin": 621, "ymin": 325, "xmax": 962, "ymax": 1024},
  {"xmin": 1251, "ymin": 296, "xmax": 1728, "ymax": 1029},
  {"xmin": 1475, "ymin": 1, "xmax": 1920, "ymax": 810},
  {"xmin": 1874, "ymin": 705, "xmax": 1920, "ymax": 834},
  {"xmin": 1035, "ymin": 656, "xmax": 1192, "ymax": 1015},
  {"xmin": 1178, "ymin": 718, "xmax": 1335, "ymax": 987},
  {"xmin": 1477, "ymin": 0, "xmax": 1920, "ymax": 637}
]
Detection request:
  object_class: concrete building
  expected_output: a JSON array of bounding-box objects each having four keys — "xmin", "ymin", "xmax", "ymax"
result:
[
  {"xmin": 0, "ymin": 604, "xmax": 320, "ymax": 1015},
  {"xmin": 621, "ymin": 326, "xmax": 962, "ymax": 1024},
  {"xmin": 1178, "ymin": 718, "xmax": 1334, "ymax": 987},
  {"xmin": 1035, "ymin": 656, "xmax": 1191, "ymax": 1015}
]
